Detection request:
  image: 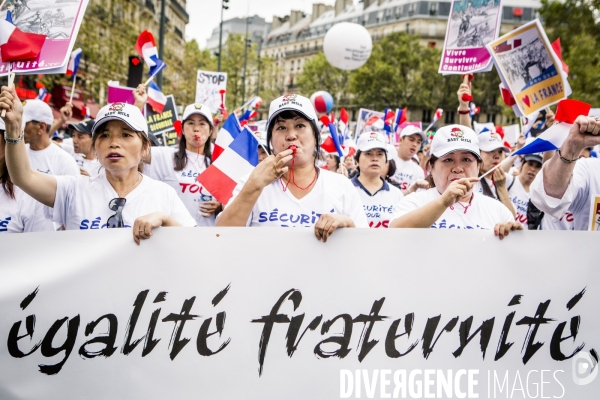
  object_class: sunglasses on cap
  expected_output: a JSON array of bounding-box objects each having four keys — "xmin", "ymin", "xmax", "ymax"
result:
[{"xmin": 106, "ymin": 198, "xmax": 126, "ymax": 228}]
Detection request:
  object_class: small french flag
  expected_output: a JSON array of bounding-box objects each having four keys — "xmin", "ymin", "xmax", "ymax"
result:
[
  {"xmin": 338, "ymin": 108, "xmax": 349, "ymax": 138},
  {"xmin": 197, "ymin": 127, "xmax": 259, "ymax": 204},
  {"xmin": 514, "ymin": 99, "xmax": 591, "ymax": 155},
  {"xmin": 213, "ymin": 113, "xmax": 243, "ymax": 160},
  {"xmin": 433, "ymin": 108, "xmax": 443, "ymax": 122},
  {"xmin": 320, "ymin": 115, "xmax": 343, "ymax": 157},
  {"xmin": 383, "ymin": 108, "xmax": 395, "ymax": 137},
  {"xmin": 247, "ymin": 96, "xmax": 262, "ymax": 109},
  {"xmin": 135, "ymin": 30, "xmax": 166, "ymax": 78},
  {"xmin": 0, "ymin": 10, "xmax": 46, "ymax": 62},
  {"xmin": 395, "ymin": 107, "xmax": 407, "ymax": 130},
  {"xmin": 66, "ymin": 48, "xmax": 83, "ymax": 77},
  {"xmin": 238, "ymin": 109, "xmax": 257, "ymax": 126},
  {"xmin": 147, "ymin": 81, "xmax": 167, "ymax": 114}
]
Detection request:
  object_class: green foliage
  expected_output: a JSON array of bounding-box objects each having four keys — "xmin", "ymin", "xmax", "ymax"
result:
[
  {"xmin": 296, "ymin": 52, "xmax": 351, "ymax": 107},
  {"xmin": 538, "ymin": 0, "xmax": 600, "ymax": 105}
]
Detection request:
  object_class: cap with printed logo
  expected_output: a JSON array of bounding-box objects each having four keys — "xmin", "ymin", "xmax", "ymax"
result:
[
  {"xmin": 23, "ymin": 99, "xmax": 54, "ymax": 126},
  {"xmin": 68, "ymin": 119, "xmax": 95, "ymax": 135},
  {"xmin": 400, "ymin": 125, "xmax": 426, "ymax": 141},
  {"xmin": 92, "ymin": 103, "xmax": 148, "ymax": 135},
  {"xmin": 479, "ymin": 130, "xmax": 510, "ymax": 152},
  {"xmin": 431, "ymin": 125, "xmax": 480, "ymax": 159},
  {"xmin": 182, "ymin": 103, "xmax": 214, "ymax": 127},
  {"xmin": 357, "ymin": 131, "xmax": 389, "ymax": 153},
  {"xmin": 266, "ymin": 94, "xmax": 318, "ymax": 131}
]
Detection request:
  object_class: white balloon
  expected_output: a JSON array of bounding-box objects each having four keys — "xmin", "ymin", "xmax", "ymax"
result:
[{"xmin": 323, "ymin": 22, "xmax": 373, "ymax": 70}]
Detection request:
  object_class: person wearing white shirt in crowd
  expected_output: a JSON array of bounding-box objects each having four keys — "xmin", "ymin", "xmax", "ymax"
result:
[
  {"xmin": 68, "ymin": 119, "xmax": 102, "ymax": 177},
  {"xmin": 255, "ymin": 130, "xmax": 270, "ymax": 162},
  {"xmin": 1, "ymin": 86, "xmax": 195, "ymax": 244},
  {"xmin": 352, "ymin": 131, "xmax": 403, "ymax": 228},
  {"xmin": 142, "ymin": 103, "xmax": 221, "ymax": 227},
  {"xmin": 474, "ymin": 130, "xmax": 516, "ymax": 216},
  {"xmin": 390, "ymin": 125, "xmax": 427, "ymax": 194},
  {"xmin": 0, "ymin": 119, "xmax": 55, "ymax": 233},
  {"xmin": 390, "ymin": 125, "xmax": 520, "ymax": 239},
  {"xmin": 531, "ymin": 115, "xmax": 600, "ymax": 231},
  {"xmin": 22, "ymin": 99, "xmax": 79, "ymax": 177},
  {"xmin": 217, "ymin": 94, "xmax": 368, "ymax": 241},
  {"xmin": 508, "ymin": 154, "xmax": 542, "ymax": 229}
]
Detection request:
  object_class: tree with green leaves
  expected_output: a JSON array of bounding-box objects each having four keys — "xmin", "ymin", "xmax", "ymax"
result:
[
  {"xmin": 539, "ymin": 0, "xmax": 600, "ymax": 105},
  {"xmin": 296, "ymin": 52, "xmax": 351, "ymax": 107}
]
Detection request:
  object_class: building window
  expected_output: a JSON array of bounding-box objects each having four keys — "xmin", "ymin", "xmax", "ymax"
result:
[
  {"xmin": 429, "ymin": 23, "xmax": 436, "ymax": 36},
  {"xmin": 406, "ymin": 23, "xmax": 410, "ymax": 33},
  {"xmin": 429, "ymin": 3, "xmax": 438, "ymax": 16},
  {"xmin": 291, "ymin": 61, "xmax": 295, "ymax": 71},
  {"xmin": 408, "ymin": 3, "xmax": 416, "ymax": 16}
]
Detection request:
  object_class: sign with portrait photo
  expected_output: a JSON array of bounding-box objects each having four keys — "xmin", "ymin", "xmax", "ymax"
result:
[{"xmin": 439, "ymin": 0, "xmax": 503, "ymax": 74}]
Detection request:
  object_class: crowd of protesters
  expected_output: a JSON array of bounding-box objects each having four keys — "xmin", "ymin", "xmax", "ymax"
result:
[{"xmin": 1, "ymin": 77, "xmax": 599, "ymax": 243}]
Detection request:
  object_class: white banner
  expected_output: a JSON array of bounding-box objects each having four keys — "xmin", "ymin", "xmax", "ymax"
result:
[
  {"xmin": 0, "ymin": 229, "xmax": 598, "ymax": 399},
  {"xmin": 195, "ymin": 69, "xmax": 227, "ymax": 114}
]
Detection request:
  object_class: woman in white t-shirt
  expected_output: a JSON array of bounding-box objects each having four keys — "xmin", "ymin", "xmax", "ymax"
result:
[
  {"xmin": 508, "ymin": 153, "xmax": 543, "ymax": 229},
  {"xmin": 390, "ymin": 125, "xmax": 521, "ymax": 239},
  {"xmin": 217, "ymin": 94, "xmax": 368, "ymax": 241},
  {"xmin": 142, "ymin": 103, "xmax": 221, "ymax": 226},
  {"xmin": 351, "ymin": 131, "xmax": 403, "ymax": 228},
  {"xmin": 1, "ymin": 87, "xmax": 195, "ymax": 244}
]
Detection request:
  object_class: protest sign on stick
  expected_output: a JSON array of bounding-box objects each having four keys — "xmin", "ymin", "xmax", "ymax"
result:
[
  {"xmin": 0, "ymin": 0, "xmax": 89, "ymax": 75},
  {"xmin": 195, "ymin": 70, "xmax": 227, "ymax": 114},
  {"xmin": 145, "ymin": 94, "xmax": 179, "ymax": 145},
  {"xmin": 487, "ymin": 19, "xmax": 568, "ymax": 116},
  {"xmin": 439, "ymin": 0, "xmax": 502, "ymax": 74}
]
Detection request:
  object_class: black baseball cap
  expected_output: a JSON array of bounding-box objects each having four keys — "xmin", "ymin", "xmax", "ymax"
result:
[{"xmin": 68, "ymin": 119, "xmax": 95, "ymax": 135}]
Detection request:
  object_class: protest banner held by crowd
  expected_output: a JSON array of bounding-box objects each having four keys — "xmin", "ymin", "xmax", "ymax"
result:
[{"xmin": 0, "ymin": 0, "xmax": 599, "ymax": 397}]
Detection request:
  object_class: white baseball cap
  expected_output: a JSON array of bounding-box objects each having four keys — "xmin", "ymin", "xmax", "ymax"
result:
[
  {"xmin": 431, "ymin": 125, "xmax": 480, "ymax": 159},
  {"xmin": 182, "ymin": 103, "xmax": 213, "ymax": 127},
  {"xmin": 92, "ymin": 102, "xmax": 148, "ymax": 135},
  {"xmin": 478, "ymin": 130, "xmax": 510, "ymax": 152},
  {"xmin": 266, "ymin": 94, "xmax": 318, "ymax": 131},
  {"xmin": 23, "ymin": 99, "xmax": 54, "ymax": 126},
  {"xmin": 400, "ymin": 125, "xmax": 426, "ymax": 141},
  {"xmin": 357, "ymin": 131, "xmax": 388, "ymax": 153}
]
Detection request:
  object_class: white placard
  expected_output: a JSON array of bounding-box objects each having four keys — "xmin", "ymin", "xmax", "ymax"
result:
[
  {"xmin": 0, "ymin": 229, "xmax": 598, "ymax": 399},
  {"xmin": 195, "ymin": 69, "xmax": 227, "ymax": 114}
]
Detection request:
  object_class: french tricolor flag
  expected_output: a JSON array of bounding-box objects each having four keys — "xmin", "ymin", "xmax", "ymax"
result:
[
  {"xmin": 238, "ymin": 109, "xmax": 257, "ymax": 126},
  {"xmin": 147, "ymin": 81, "xmax": 167, "ymax": 114},
  {"xmin": 213, "ymin": 113, "xmax": 242, "ymax": 160},
  {"xmin": 0, "ymin": 10, "xmax": 46, "ymax": 62},
  {"xmin": 135, "ymin": 30, "xmax": 166, "ymax": 78},
  {"xmin": 514, "ymin": 100, "xmax": 591, "ymax": 155},
  {"xmin": 247, "ymin": 96, "xmax": 262, "ymax": 109},
  {"xmin": 197, "ymin": 127, "xmax": 259, "ymax": 204},
  {"xmin": 338, "ymin": 108, "xmax": 349, "ymax": 140},
  {"xmin": 66, "ymin": 48, "xmax": 82, "ymax": 77}
]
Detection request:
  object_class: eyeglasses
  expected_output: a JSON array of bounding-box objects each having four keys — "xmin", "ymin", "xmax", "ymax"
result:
[{"xmin": 106, "ymin": 198, "xmax": 126, "ymax": 228}]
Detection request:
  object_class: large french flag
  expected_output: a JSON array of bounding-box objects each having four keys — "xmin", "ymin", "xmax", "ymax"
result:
[
  {"xmin": 197, "ymin": 127, "xmax": 259, "ymax": 204},
  {"xmin": 147, "ymin": 81, "xmax": 167, "ymax": 113},
  {"xmin": 213, "ymin": 113, "xmax": 242, "ymax": 160},
  {"xmin": 514, "ymin": 99, "xmax": 591, "ymax": 155},
  {"xmin": 0, "ymin": 11, "xmax": 46, "ymax": 62},
  {"xmin": 135, "ymin": 30, "xmax": 166, "ymax": 78},
  {"xmin": 66, "ymin": 48, "xmax": 83, "ymax": 77}
]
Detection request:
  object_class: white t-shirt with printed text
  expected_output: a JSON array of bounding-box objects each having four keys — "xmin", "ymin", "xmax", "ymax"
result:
[
  {"xmin": 540, "ymin": 211, "xmax": 575, "ymax": 230},
  {"xmin": 26, "ymin": 143, "xmax": 79, "ymax": 176},
  {"xmin": 52, "ymin": 171, "xmax": 196, "ymax": 230},
  {"xmin": 352, "ymin": 176, "xmax": 404, "ymax": 228},
  {"xmin": 144, "ymin": 147, "xmax": 216, "ymax": 227},
  {"xmin": 227, "ymin": 169, "xmax": 369, "ymax": 228},
  {"xmin": 73, "ymin": 153, "xmax": 102, "ymax": 177},
  {"xmin": 0, "ymin": 187, "xmax": 55, "ymax": 233},
  {"xmin": 508, "ymin": 177, "xmax": 530, "ymax": 229},
  {"xmin": 474, "ymin": 174, "xmax": 515, "ymax": 200},
  {"xmin": 390, "ymin": 154, "xmax": 425, "ymax": 191},
  {"xmin": 391, "ymin": 188, "xmax": 514, "ymax": 229}
]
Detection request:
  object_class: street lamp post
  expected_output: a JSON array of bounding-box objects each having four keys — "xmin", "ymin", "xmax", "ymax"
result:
[
  {"xmin": 242, "ymin": 16, "xmax": 251, "ymax": 106},
  {"xmin": 256, "ymin": 37, "xmax": 263, "ymax": 96},
  {"xmin": 158, "ymin": 0, "xmax": 166, "ymax": 89},
  {"xmin": 217, "ymin": 0, "xmax": 229, "ymax": 72}
]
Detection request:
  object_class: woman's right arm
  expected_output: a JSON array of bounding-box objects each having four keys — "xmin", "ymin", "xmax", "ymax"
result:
[
  {"xmin": 216, "ymin": 150, "xmax": 293, "ymax": 226},
  {"xmin": 1, "ymin": 86, "xmax": 57, "ymax": 207},
  {"xmin": 390, "ymin": 178, "xmax": 479, "ymax": 228}
]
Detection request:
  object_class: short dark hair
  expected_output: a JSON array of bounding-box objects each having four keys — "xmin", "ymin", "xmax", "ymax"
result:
[{"xmin": 266, "ymin": 110, "xmax": 320, "ymax": 159}]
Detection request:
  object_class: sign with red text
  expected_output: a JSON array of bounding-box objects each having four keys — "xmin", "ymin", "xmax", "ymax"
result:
[
  {"xmin": 439, "ymin": 0, "xmax": 502, "ymax": 74},
  {"xmin": 0, "ymin": 229, "xmax": 598, "ymax": 399}
]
